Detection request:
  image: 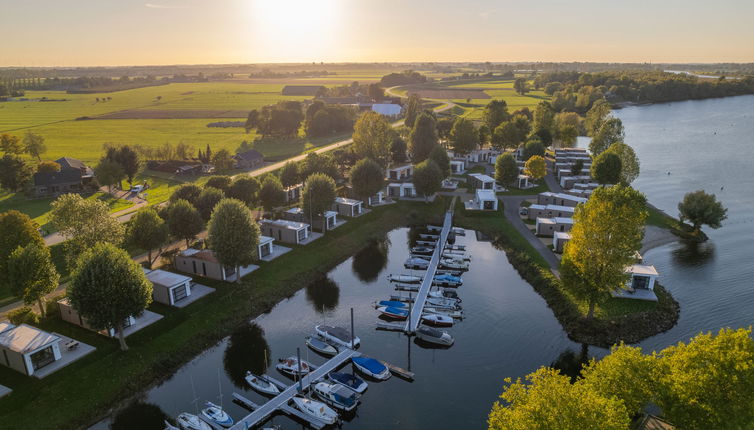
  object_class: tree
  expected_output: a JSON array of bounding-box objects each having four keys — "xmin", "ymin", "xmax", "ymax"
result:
[
  {"xmin": 495, "ymin": 153, "xmax": 519, "ymax": 186},
  {"xmin": 244, "ymin": 109, "xmax": 259, "ymax": 133},
  {"xmin": 491, "ymin": 121, "xmax": 520, "ymax": 151},
  {"xmin": 429, "ymin": 145, "xmax": 451, "ymax": 178},
  {"xmin": 677, "ymin": 190, "xmax": 727, "ymax": 235},
  {"xmin": 212, "ymin": 148, "xmax": 235, "ymax": 172},
  {"xmin": 585, "ymin": 99, "xmax": 611, "ymax": 136},
  {"xmin": 105, "ymin": 145, "xmax": 141, "ymax": 185},
  {"xmin": 436, "ymin": 117, "xmax": 455, "ymax": 145},
  {"xmin": 300, "ymin": 152, "xmax": 339, "ymax": 180},
  {"xmin": 208, "ymin": 199, "xmax": 259, "ymax": 283},
  {"xmin": 227, "ymin": 176, "xmax": 260, "ymax": 207},
  {"xmin": 69, "ymin": 243, "xmax": 152, "ymax": 351},
  {"xmin": 195, "ymin": 187, "xmax": 225, "ymax": 221},
  {"xmin": 555, "ymin": 124, "xmax": 578, "ymax": 147},
  {"xmin": 522, "ymin": 139, "xmax": 545, "ymax": 161},
  {"xmin": 412, "ymin": 160, "xmax": 443, "ymax": 202},
  {"xmin": 488, "ymin": 367, "xmax": 631, "ymax": 430},
  {"xmin": 483, "ymin": 99, "xmax": 510, "ymax": 131},
  {"xmin": 280, "ymin": 162, "xmax": 299, "ymax": 188},
  {"xmin": 352, "ymin": 111, "xmax": 393, "ymax": 166},
  {"xmin": 606, "ymin": 142, "xmax": 640, "ymax": 184},
  {"xmin": 532, "ymin": 101, "xmax": 555, "ymax": 145},
  {"xmin": 560, "ymin": 185, "xmax": 647, "ymax": 318},
  {"xmin": 23, "ymin": 131, "xmax": 46, "ymax": 161},
  {"xmin": 513, "ymin": 78, "xmax": 529, "ymax": 95},
  {"xmin": 591, "ymin": 151, "xmax": 623, "ymax": 185},
  {"xmin": 478, "ymin": 124, "xmax": 490, "ymax": 146},
  {"xmin": 350, "ymin": 158, "xmax": 384, "ymax": 203},
  {"xmin": 166, "ymin": 199, "xmax": 204, "ymax": 247},
  {"xmin": 449, "ymin": 117, "xmax": 478, "ymax": 155},
  {"xmin": 0, "ymin": 134, "xmax": 23, "ymax": 154},
  {"xmin": 126, "ymin": 208, "xmax": 169, "ymax": 268},
  {"xmin": 404, "ymin": 93, "xmax": 422, "ymax": 128},
  {"xmin": 170, "ymin": 183, "xmax": 202, "ymax": 205},
  {"xmin": 0, "ymin": 154, "xmax": 34, "ymax": 192},
  {"xmin": 302, "ymin": 173, "xmax": 336, "ymax": 225},
  {"xmin": 0, "ymin": 210, "xmax": 44, "ymax": 286},
  {"xmin": 94, "ymin": 158, "xmax": 125, "ymax": 193},
  {"xmin": 409, "ymin": 113, "xmax": 438, "ymax": 162},
  {"xmin": 7, "ymin": 243, "xmax": 59, "ymax": 317},
  {"xmin": 367, "ymin": 83, "xmax": 384, "ymax": 101},
  {"xmin": 205, "ymin": 175, "xmax": 232, "ymax": 191},
  {"xmin": 589, "ymin": 117, "xmax": 625, "ymax": 156},
  {"xmin": 50, "ymin": 193, "xmax": 125, "ymax": 265},
  {"xmin": 37, "ymin": 160, "xmax": 60, "ymax": 173},
  {"xmin": 390, "ymin": 135, "xmax": 407, "ymax": 164},
  {"xmin": 524, "ymin": 155, "xmax": 546, "ymax": 180},
  {"xmin": 258, "ymin": 175, "xmax": 286, "ymax": 213}
]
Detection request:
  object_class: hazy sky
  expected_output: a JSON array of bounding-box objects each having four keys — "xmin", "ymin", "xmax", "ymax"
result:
[{"xmin": 2, "ymin": 0, "xmax": 754, "ymax": 66}]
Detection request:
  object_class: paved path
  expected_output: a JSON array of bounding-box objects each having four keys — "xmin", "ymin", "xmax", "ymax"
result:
[
  {"xmin": 544, "ymin": 158, "xmax": 564, "ymax": 193},
  {"xmin": 499, "ymin": 194, "xmax": 561, "ymax": 271}
]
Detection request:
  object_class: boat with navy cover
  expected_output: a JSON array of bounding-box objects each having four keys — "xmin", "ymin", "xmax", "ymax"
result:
[
  {"xmin": 312, "ymin": 381, "xmax": 360, "ymax": 412},
  {"xmin": 305, "ymin": 335, "xmax": 338, "ymax": 356},
  {"xmin": 327, "ymin": 372, "xmax": 368, "ymax": 394},
  {"xmin": 351, "ymin": 356, "xmax": 391, "ymax": 380},
  {"xmin": 377, "ymin": 306, "xmax": 409, "ymax": 320}
]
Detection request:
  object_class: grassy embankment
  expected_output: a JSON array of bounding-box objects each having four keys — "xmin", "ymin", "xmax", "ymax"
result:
[{"xmin": 0, "ymin": 198, "xmax": 448, "ymax": 430}]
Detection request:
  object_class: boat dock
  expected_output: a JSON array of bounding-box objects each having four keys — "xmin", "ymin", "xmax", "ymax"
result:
[{"xmin": 229, "ymin": 348, "xmax": 361, "ymax": 430}]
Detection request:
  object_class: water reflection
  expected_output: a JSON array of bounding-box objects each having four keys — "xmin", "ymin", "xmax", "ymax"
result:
[
  {"xmin": 305, "ymin": 276, "xmax": 340, "ymax": 312},
  {"xmin": 550, "ymin": 344, "xmax": 590, "ymax": 382},
  {"xmin": 672, "ymin": 240, "xmax": 716, "ymax": 267},
  {"xmin": 351, "ymin": 237, "xmax": 390, "ymax": 283},
  {"xmin": 223, "ymin": 323, "xmax": 270, "ymax": 388},
  {"xmin": 110, "ymin": 401, "xmax": 172, "ymax": 430}
]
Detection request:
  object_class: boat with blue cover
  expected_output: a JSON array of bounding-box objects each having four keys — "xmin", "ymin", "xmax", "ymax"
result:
[
  {"xmin": 327, "ymin": 372, "xmax": 368, "ymax": 393},
  {"xmin": 377, "ymin": 306, "xmax": 409, "ymax": 320},
  {"xmin": 351, "ymin": 356, "xmax": 391, "ymax": 380}
]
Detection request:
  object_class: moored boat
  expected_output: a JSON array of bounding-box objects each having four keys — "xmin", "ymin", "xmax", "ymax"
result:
[
  {"xmin": 327, "ymin": 372, "xmax": 368, "ymax": 394},
  {"xmin": 387, "ymin": 274, "xmax": 422, "ymax": 283},
  {"xmin": 201, "ymin": 402, "xmax": 234, "ymax": 428},
  {"xmin": 306, "ymin": 335, "xmax": 338, "ymax": 356},
  {"xmin": 176, "ymin": 413, "xmax": 212, "ymax": 430},
  {"xmin": 439, "ymin": 259, "xmax": 469, "ymax": 271},
  {"xmin": 404, "ymin": 257, "xmax": 430, "ymax": 269},
  {"xmin": 244, "ymin": 371, "xmax": 280, "ymax": 395},
  {"xmin": 292, "ymin": 396, "xmax": 339, "ymax": 425},
  {"xmin": 312, "ymin": 381, "xmax": 360, "ymax": 412},
  {"xmin": 421, "ymin": 313, "xmax": 454, "ymax": 327},
  {"xmin": 276, "ymin": 356, "xmax": 313, "ymax": 376},
  {"xmin": 351, "ymin": 356, "xmax": 391, "ymax": 380},
  {"xmin": 376, "ymin": 300, "xmax": 409, "ymax": 308},
  {"xmin": 315, "ymin": 325, "xmax": 361, "ymax": 349},
  {"xmin": 410, "ymin": 246, "xmax": 434, "ymax": 254},
  {"xmin": 415, "ymin": 325, "xmax": 455, "ymax": 346},
  {"xmin": 377, "ymin": 306, "xmax": 409, "ymax": 320},
  {"xmin": 164, "ymin": 421, "xmax": 180, "ymax": 430},
  {"xmin": 433, "ymin": 273, "xmax": 463, "ymax": 287}
]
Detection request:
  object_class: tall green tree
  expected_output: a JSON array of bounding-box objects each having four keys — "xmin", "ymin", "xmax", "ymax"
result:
[
  {"xmin": 513, "ymin": 78, "xmax": 529, "ymax": 95},
  {"xmin": 589, "ymin": 117, "xmax": 625, "ymax": 156},
  {"xmin": 205, "ymin": 175, "xmax": 232, "ymax": 191},
  {"xmin": 69, "ymin": 243, "xmax": 152, "ymax": 351},
  {"xmin": 532, "ymin": 101, "xmax": 555, "ymax": 145},
  {"xmin": 0, "ymin": 154, "xmax": 34, "ymax": 192},
  {"xmin": 522, "ymin": 139, "xmax": 545, "ymax": 161},
  {"xmin": 412, "ymin": 160, "xmax": 443, "ymax": 202},
  {"xmin": 350, "ymin": 158, "xmax": 384, "ymax": 203},
  {"xmin": 495, "ymin": 153, "xmax": 519, "ymax": 186},
  {"xmin": 436, "ymin": 117, "xmax": 455, "ymax": 145},
  {"xmin": 606, "ymin": 142, "xmax": 640, "ymax": 184},
  {"xmin": 22, "ymin": 131, "xmax": 46, "ymax": 162},
  {"xmin": 208, "ymin": 199, "xmax": 259, "ymax": 283},
  {"xmin": 94, "ymin": 158, "xmax": 125, "ymax": 193},
  {"xmin": 483, "ymin": 99, "xmax": 510, "ymax": 131},
  {"xmin": 280, "ymin": 162, "xmax": 300, "ymax": 188},
  {"xmin": 429, "ymin": 145, "xmax": 451, "ymax": 178},
  {"xmin": 0, "ymin": 134, "xmax": 23, "ymax": 154},
  {"xmin": 166, "ymin": 199, "xmax": 204, "ymax": 247},
  {"xmin": 524, "ymin": 155, "xmax": 547, "ymax": 180},
  {"xmin": 105, "ymin": 144, "xmax": 141, "ymax": 185},
  {"xmin": 591, "ymin": 151, "xmax": 623, "ymax": 185},
  {"xmin": 560, "ymin": 185, "xmax": 647, "ymax": 318},
  {"xmin": 408, "ymin": 113, "xmax": 438, "ymax": 162},
  {"xmin": 492, "ymin": 122, "xmax": 520, "ymax": 151},
  {"xmin": 195, "ymin": 187, "xmax": 226, "ymax": 221},
  {"xmin": 258, "ymin": 175, "xmax": 286, "ymax": 214},
  {"xmin": 7, "ymin": 243, "xmax": 59, "ymax": 317},
  {"xmin": 390, "ymin": 135, "xmax": 408, "ymax": 164},
  {"xmin": 227, "ymin": 176, "xmax": 260, "ymax": 207},
  {"xmin": 0, "ymin": 210, "xmax": 44, "ymax": 286},
  {"xmin": 352, "ymin": 111, "xmax": 393, "ymax": 166},
  {"xmin": 404, "ymin": 93, "xmax": 422, "ymax": 128},
  {"xmin": 302, "ymin": 173, "xmax": 337, "ymax": 225},
  {"xmin": 170, "ymin": 183, "xmax": 202, "ymax": 205},
  {"xmin": 126, "ymin": 208, "xmax": 169, "ymax": 268},
  {"xmin": 212, "ymin": 148, "xmax": 235, "ymax": 172},
  {"xmin": 585, "ymin": 99, "xmax": 612, "ymax": 136},
  {"xmin": 449, "ymin": 117, "xmax": 479, "ymax": 155},
  {"xmin": 677, "ymin": 190, "xmax": 727, "ymax": 235}
]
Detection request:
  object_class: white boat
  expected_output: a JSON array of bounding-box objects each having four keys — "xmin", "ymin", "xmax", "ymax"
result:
[
  {"xmin": 164, "ymin": 421, "xmax": 180, "ymax": 430},
  {"xmin": 351, "ymin": 356, "xmax": 391, "ymax": 380},
  {"xmin": 415, "ymin": 325, "xmax": 454, "ymax": 346},
  {"xmin": 313, "ymin": 382, "xmax": 360, "ymax": 412},
  {"xmin": 276, "ymin": 356, "xmax": 314, "ymax": 376},
  {"xmin": 439, "ymin": 259, "xmax": 469, "ymax": 270},
  {"xmin": 404, "ymin": 257, "xmax": 430, "ymax": 270},
  {"xmin": 201, "ymin": 402, "xmax": 234, "ymax": 428},
  {"xmin": 327, "ymin": 372, "xmax": 368, "ymax": 394},
  {"xmin": 387, "ymin": 274, "xmax": 422, "ymax": 283},
  {"xmin": 176, "ymin": 413, "xmax": 212, "ymax": 430},
  {"xmin": 315, "ymin": 325, "xmax": 360, "ymax": 349},
  {"xmin": 442, "ymin": 251, "xmax": 471, "ymax": 261},
  {"xmin": 429, "ymin": 289, "xmax": 460, "ymax": 300},
  {"xmin": 306, "ymin": 335, "xmax": 338, "ymax": 356},
  {"xmin": 292, "ymin": 396, "xmax": 339, "ymax": 425},
  {"xmin": 426, "ymin": 297, "xmax": 461, "ymax": 310},
  {"xmin": 425, "ymin": 307, "xmax": 464, "ymax": 319},
  {"xmin": 394, "ymin": 283, "xmax": 419, "ymax": 292},
  {"xmin": 421, "ymin": 313, "xmax": 454, "ymax": 327},
  {"xmin": 245, "ymin": 371, "xmax": 280, "ymax": 395}
]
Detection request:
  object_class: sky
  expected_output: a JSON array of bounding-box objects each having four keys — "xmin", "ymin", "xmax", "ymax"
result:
[{"xmin": 2, "ymin": 0, "xmax": 754, "ymax": 66}]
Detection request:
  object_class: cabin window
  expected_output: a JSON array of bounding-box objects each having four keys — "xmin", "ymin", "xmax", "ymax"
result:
[{"xmin": 30, "ymin": 346, "xmax": 55, "ymax": 371}]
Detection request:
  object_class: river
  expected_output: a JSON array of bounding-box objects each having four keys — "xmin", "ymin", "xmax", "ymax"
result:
[{"xmin": 94, "ymin": 95, "xmax": 754, "ymax": 429}]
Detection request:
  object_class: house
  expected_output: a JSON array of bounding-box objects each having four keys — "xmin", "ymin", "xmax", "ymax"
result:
[
  {"xmin": 535, "ymin": 217, "xmax": 574, "ymax": 236},
  {"xmin": 560, "ymin": 175, "xmax": 593, "ymax": 189},
  {"xmin": 573, "ymin": 182, "xmax": 599, "ymax": 191},
  {"xmin": 144, "ymin": 269, "xmax": 194, "ymax": 306},
  {"xmin": 371, "ymin": 103, "xmax": 402, "ymax": 117},
  {"xmin": 234, "ymin": 149, "xmax": 264, "ymax": 170},
  {"xmin": 387, "ymin": 164, "xmax": 413, "ymax": 181},
  {"xmin": 57, "ymin": 298, "xmax": 162, "ymax": 336},
  {"xmin": 387, "ymin": 182, "xmax": 417, "ymax": 198},
  {"xmin": 612, "ymin": 260, "xmax": 660, "ymax": 301},
  {"xmin": 450, "ymin": 159, "xmax": 466, "ymax": 174},
  {"xmin": 367, "ymin": 190, "xmax": 385, "ymax": 206},
  {"xmin": 465, "ymin": 189, "xmax": 498, "ymax": 211},
  {"xmin": 281, "ymin": 85, "xmax": 325, "ymax": 96},
  {"xmin": 467, "ymin": 149, "xmax": 499, "ymax": 164},
  {"xmin": 552, "ymin": 231, "xmax": 572, "ymax": 253},
  {"xmin": 174, "ymin": 249, "xmax": 257, "ymax": 282},
  {"xmin": 527, "ymin": 204, "xmax": 575, "ymax": 220},
  {"xmin": 284, "ymin": 183, "xmax": 303, "ymax": 203},
  {"xmin": 537, "ymin": 192, "xmax": 587, "ymax": 207},
  {"xmin": 468, "ymin": 173, "xmax": 495, "ymax": 190},
  {"xmin": 516, "ymin": 174, "xmax": 530, "ymax": 189},
  {"xmin": 32, "ymin": 157, "xmax": 94, "ymax": 197},
  {"xmin": 175, "ymin": 164, "xmax": 203, "ymax": 176},
  {"xmin": 0, "ymin": 322, "xmax": 61, "ymax": 376},
  {"xmin": 564, "ymin": 188, "xmax": 594, "ymax": 198},
  {"xmin": 260, "ymin": 219, "xmax": 312, "ymax": 244},
  {"xmin": 283, "ymin": 207, "xmax": 340, "ymax": 232},
  {"xmin": 333, "ymin": 197, "xmax": 363, "ymax": 217}
]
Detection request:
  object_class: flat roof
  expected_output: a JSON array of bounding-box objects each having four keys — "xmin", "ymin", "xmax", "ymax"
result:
[
  {"xmin": 468, "ymin": 173, "xmax": 495, "ymax": 183},
  {"xmin": 536, "ymin": 217, "xmax": 556, "ymax": 224},
  {"xmin": 259, "ymin": 235, "xmax": 274, "ymax": 244},
  {"xmin": 261, "ymin": 218, "xmax": 309, "ymax": 230},
  {"xmin": 562, "ymin": 175, "xmax": 592, "ymax": 180},
  {"xmin": 146, "ymin": 269, "xmax": 192, "ymax": 287},
  {"xmin": 553, "ymin": 231, "xmax": 572, "ymax": 239},
  {"xmin": 475, "ymin": 189, "xmax": 497, "ymax": 200},
  {"xmin": 627, "ymin": 264, "xmax": 659, "ymax": 276},
  {"xmin": 545, "ymin": 204, "xmax": 575, "ymax": 212},
  {"xmin": 0, "ymin": 324, "xmax": 60, "ymax": 354},
  {"xmin": 335, "ymin": 197, "xmax": 362, "ymax": 205},
  {"xmin": 0, "ymin": 322, "xmax": 14, "ymax": 335},
  {"xmin": 323, "ymin": 210, "xmax": 337, "ymax": 218}
]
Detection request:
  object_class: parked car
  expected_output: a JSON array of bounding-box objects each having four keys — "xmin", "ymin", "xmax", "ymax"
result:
[{"xmin": 519, "ymin": 207, "xmax": 528, "ymax": 216}]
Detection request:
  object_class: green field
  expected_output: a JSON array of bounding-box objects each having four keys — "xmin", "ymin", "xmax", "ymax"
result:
[{"xmin": 447, "ymin": 80, "xmax": 550, "ymax": 119}]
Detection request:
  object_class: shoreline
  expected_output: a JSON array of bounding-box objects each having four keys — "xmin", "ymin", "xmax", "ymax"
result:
[{"xmin": 641, "ymin": 225, "xmax": 678, "ymax": 254}]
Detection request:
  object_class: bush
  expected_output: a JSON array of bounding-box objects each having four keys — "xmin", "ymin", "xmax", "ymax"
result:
[
  {"xmin": 8, "ymin": 306, "xmax": 40, "ymax": 325},
  {"xmin": 44, "ymin": 293, "xmax": 66, "ymax": 319}
]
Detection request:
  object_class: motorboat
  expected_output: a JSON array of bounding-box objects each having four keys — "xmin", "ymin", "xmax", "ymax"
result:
[
  {"xmin": 201, "ymin": 402, "xmax": 234, "ymax": 428},
  {"xmin": 415, "ymin": 325, "xmax": 454, "ymax": 346},
  {"xmin": 292, "ymin": 396, "xmax": 339, "ymax": 425},
  {"xmin": 404, "ymin": 257, "xmax": 430, "ymax": 270},
  {"xmin": 376, "ymin": 300, "xmax": 409, "ymax": 308},
  {"xmin": 435, "ymin": 269, "xmax": 462, "ymax": 276},
  {"xmin": 312, "ymin": 382, "xmax": 360, "ymax": 412},
  {"xmin": 245, "ymin": 371, "xmax": 280, "ymax": 396},
  {"xmin": 416, "ymin": 240, "xmax": 436, "ymax": 246},
  {"xmin": 419, "ymin": 233, "xmax": 439, "ymax": 240},
  {"xmin": 410, "ymin": 246, "xmax": 434, "ymax": 254},
  {"xmin": 176, "ymin": 413, "xmax": 212, "ymax": 430},
  {"xmin": 409, "ymin": 253, "xmax": 431, "ymax": 261},
  {"xmin": 327, "ymin": 372, "xmax": 368, "ymax": 394},
  {"xmin": 164, "ymin": 421, "xmax": 180, "ymax": 430},
  {"xmin": 377, "ymin": 306, "xmax": 409, "ymax": 320},
  {"xmin": 351, "ymin": 356, "xmax": 391, "ymax": 380},
  {"xmin": 306, "ymin": 335, "xmax": 338, "ymax": 356},
  {"xmin": 442, "ymin": 251, "xmax": 471, "ymax": 261},
  {"xmin": 421, "ymin": 313, "xmax": 454, "ymax": 327},
  {"xmin": 439, "ymin": 259, "xmax": 468, "ymax": 271},
  {"xmin": 425, "ymin": 307, "xmax": 464, "ymax": 319},
  {"xmin": 446, "ymin": 244, "xmax": 466, "ymax": 251},
  {"xmin": 429, "ymin": 288, "xmax": 460, "ymax": 300},
  {"xmin": 426, "ymin": 297, "xmax": 461, "ymax": 310},
  {"xmin": 276, "ymin": 356, "xmax": 313, "ymax": 376},
  {"xmin": 394, "ymin": 283, "xmax": 419, "ymax": 292},
  {"xmin": 387, "ymin": 274, "xmax": 422, "ymax": 283},
  {"xmin": 315, "ymin": 325, "xmax": 360, "ymax": 349},
  {"xmin": 433, "ymin": 274, "xmax": 463, "ymax": 287}
]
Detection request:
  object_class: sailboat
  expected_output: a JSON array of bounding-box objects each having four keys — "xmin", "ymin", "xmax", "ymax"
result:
[
  {"xmin": 245, "ymin": 349, "xmax": 280, "ymax": 395},
  {"xmin": 201, "ymin": 373, "xmax": 233, "ymax": 428},
  {"xmin": 292, "ymin": 396, "xmax": 339, "ymax": 425},
  {"xmin": 177, "ymin": 376, "xmax": 212, "ymax": 430}
]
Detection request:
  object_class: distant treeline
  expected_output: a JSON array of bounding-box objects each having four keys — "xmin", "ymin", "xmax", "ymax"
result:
[
  {"xmin": 0, "ymin": 73, "xmax": 214, "ymax": 95},
  {"xmin": 248, "ymin": 69, "xmax": 335, "ymax": 79},
  {"xmin": 380, "ymin": 70, "xmax": 428, "ymax": 87}
]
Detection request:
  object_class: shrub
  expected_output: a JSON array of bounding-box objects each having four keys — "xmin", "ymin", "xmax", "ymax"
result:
[{"xmin": 8, "ymin": 306, "xmax": 40, "ymax": 325}]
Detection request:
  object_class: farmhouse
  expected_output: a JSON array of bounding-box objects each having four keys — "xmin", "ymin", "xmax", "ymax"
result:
[
  {"xmin": 174, "ymin": 249, "xmax": 257, "ymax": 282},
  {"xmin": 552, "ymin": 231, "xmax": 572, "ymax": 253},
  {"xmin": 535, "ymin": 217, "xmax": 574, "ymax": 236},
  {"xmin": 281, "ymin": 85, "xmax": 325, "ymax": 96},
  {"xmin": 387, "ymin": 164, "xmax": 413, "ymax": 181},
  {"xmin": 32, "ymin": 157, "xmax": 95, "ymax": 197},
  {"xmin": 57, "ymin": 298, "xmax": 162, "ymax": 337},
  {"xmin": 465, "ymin": 189, "xmax": 498, "ymax": 211},
  {"xmin": 537, "ymin": 192, "xmax": 587, "ymax": 207},
  {"xmin": 260, "ymin": 218, "xmax": 314, "ymax": 245},
  {"xmin": 527, "ymin": 204, "xmax": 575, "ymax": 220},
  {"xmin": 234, "ymin": 149, "xmax": 264, "ymax": 170},
  {"xmin": 0, "ymin": 323, "xmax": 61, "ymax": 376},
  {"xmin": 333, "ymin": 197, "xmax": 364, "ymax": 217}
]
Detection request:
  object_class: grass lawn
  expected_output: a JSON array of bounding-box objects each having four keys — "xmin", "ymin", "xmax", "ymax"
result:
[
  {"xmin": 646, "ymin": 204, "xmax": 680, "ymax": 230},
  {"xmin": 499, "ymin": 181, "xmax": 549, "ymax": 196}
]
